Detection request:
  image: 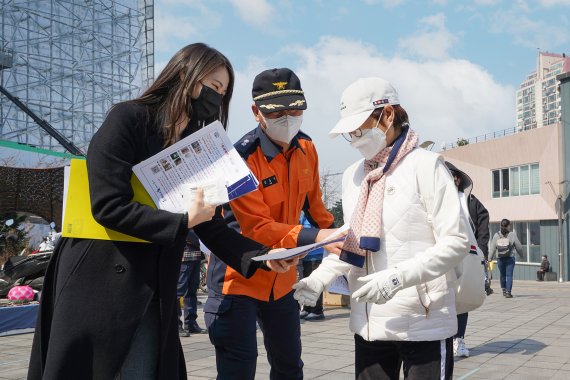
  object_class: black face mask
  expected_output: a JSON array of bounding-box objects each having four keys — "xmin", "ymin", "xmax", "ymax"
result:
[{"xmin": 191, "ymin": 84, "xmax": 223, "ymax": 122}]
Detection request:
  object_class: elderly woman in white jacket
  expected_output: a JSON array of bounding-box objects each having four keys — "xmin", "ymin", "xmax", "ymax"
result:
[{"xmin": 293, "ymin": 77, "xmax": 470, "ymax": 380}]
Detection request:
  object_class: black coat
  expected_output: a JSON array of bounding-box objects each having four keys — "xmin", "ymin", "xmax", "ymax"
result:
[
  {"xmin": 444, "ymin": 161, "xmax": 490, "ymax": 259},
  {"xmin": 28, "ymin": 102, "xmax": 268, "ymax": 380},
  {"xmin": 467, "ymin": 194, "xmax": 490, "ymax": 259}
]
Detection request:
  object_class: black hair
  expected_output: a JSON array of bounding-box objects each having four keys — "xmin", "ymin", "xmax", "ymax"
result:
[
  {"xmin": 135, "ymin": 43, "xmax": 234, "ymax": 147},
  {"xmin": 500, "ymin": 219, "xmax": 510, "ymax": 227}
]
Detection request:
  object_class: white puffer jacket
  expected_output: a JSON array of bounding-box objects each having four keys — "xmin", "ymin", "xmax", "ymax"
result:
[{"xmin": 316, "ymin": 148, "xmax": 469, "ymax": 342}]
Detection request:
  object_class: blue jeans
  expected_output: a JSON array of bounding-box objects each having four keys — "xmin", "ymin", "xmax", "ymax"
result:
[
  {"xmin": 498, "ymin": 256, "xmax": 516, "ymax": 292},
  {"xmin": 177, "ymin": 260, "xmax": 201, "ymax": 328}
]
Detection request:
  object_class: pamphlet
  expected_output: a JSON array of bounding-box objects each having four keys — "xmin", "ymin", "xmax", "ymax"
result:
[
  {"xmin": 132, "ymin": 121, "xmax": 258, "ymax": 213},
  {"xmin": 252, "ymin": 224, "xmax": 350, "ymax": 262},
  {"xmin": 327, "ymin": 275, "xmax": 351, "ymax": 296}
]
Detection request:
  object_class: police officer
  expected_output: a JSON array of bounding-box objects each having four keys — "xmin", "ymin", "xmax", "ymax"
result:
[{"xmin": 204, "ymin": 68, "xmax": 342, "ymax": 379}]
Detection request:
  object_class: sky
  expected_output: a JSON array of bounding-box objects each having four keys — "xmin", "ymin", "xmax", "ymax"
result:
[{"xmin": 153, "ymin": 0, "xmax": 570, "ymax": 173}]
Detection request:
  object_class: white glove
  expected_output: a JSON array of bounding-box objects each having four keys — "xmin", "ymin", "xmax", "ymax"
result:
[
  {"xmin": 293, "ymin": 254, "xmax": 352, "ymax": 306},
  {"xmin": 292, "ymin": 277, "xmax": 325, "ymax": 307},
  {"xmin": 352, "ymin": 269, "xmax": 404, "ymax": 304}
]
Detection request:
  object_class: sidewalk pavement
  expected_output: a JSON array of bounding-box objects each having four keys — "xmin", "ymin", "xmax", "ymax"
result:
[{"xmin": 2, "ymin": 281, "xmax": 570, "ymax": 379}]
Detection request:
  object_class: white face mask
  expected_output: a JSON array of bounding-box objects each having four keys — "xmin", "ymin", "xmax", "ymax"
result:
[
  {"xmin": 349, "ymin": 112, "xmax": 391, "ymax": 159},
  {"xmin": 350, "ymin": 128, "xmax": 387, "ymax": 159},
  {"xmin": 263, "ymin": 114, "xmax": 303, "ymax": 144}
]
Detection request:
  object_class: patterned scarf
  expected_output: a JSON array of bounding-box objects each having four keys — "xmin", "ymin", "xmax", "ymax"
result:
[{"xmin": 340, "ymin": 125, "xmax": 419, "ymax": 267}]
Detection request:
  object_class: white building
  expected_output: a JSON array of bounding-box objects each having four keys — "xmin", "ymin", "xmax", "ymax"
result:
[{"xmin": 516, "ymin": 52, "xmax": 570, "ymax": 131}]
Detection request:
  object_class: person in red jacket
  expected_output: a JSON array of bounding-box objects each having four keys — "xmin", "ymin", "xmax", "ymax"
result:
[{"xmin": 204, "ymin": 68, "xmax": 343, "ymax": 380}]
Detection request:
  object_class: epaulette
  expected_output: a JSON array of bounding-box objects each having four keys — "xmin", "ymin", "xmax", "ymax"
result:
[{"xmin": 234, "ymin": 129, "xmax": 260, "ymax": 159}]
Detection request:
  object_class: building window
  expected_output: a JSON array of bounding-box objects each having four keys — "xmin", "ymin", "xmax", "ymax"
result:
[
  {"xmin": 528, "ymin": 221, "xmax": 541, "ymax": 262},
  {"xmin": 501, "ymin": 169, "xmax": 509, "ymax": 197},
  {"xmin": 520, "ymin": 165, "xmax": 529, "ymax": 195},
  {"xmin": 492, "ymin": 170, "xmax": 500, "ymax": 198},
  {"xmin": 530, "ymin": 164, "xmax": 540, "ymax": 194},
  {"xmin": 510, "ymin": 167, "xmax": 519, "ymax": 196},
  {"xmin": 492, "ymin": 163, "xmax": 539, "ymax": 198},
  {"xmin": 489, "ymin": 221, "xmax": 541, "ymax": 263}
]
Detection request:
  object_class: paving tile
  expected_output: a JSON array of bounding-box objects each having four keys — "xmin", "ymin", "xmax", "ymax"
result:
[
  {"xmin": 4, "ymin": 281, "xmax": 570, "ymax": 379},
  {"xmin": 512, "ymin": 366, "xmax": 558, "ymax": 378},
  {"xmin": 551, "ymin": 370, "xmax": 570, "ymax": 380}
]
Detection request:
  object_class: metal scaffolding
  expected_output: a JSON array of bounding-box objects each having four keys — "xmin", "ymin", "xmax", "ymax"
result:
[{"xmin": 0, "ymin": 0, "xmax": 154, "ymax": 155}]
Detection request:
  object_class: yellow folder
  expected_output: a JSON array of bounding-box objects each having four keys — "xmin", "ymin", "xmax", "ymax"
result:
[{"xmin": 62, "ymin": 159, "xmax": 156, "ymax": 243}]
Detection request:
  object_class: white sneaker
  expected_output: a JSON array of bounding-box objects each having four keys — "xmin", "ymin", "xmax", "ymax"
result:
[{"xmin": 454, "ymin": 338, "xmax": 469, "ymax": 357}]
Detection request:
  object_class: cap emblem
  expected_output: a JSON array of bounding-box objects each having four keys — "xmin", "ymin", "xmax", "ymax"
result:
[{"xmin": 273, "ymin": 81, "xmax": 288, "ymax": 90}]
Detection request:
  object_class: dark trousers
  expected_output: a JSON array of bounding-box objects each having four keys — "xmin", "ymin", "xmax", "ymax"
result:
[
  {"xmin": 455, "ymin": 313, "xmax": 468, "ymax": 339},
  {"xmin": 204, "ymin": 292, "xmax": 303, "ymax": 380},
  {"xmin": 300, "ymin": 259, "xmax": 324, "ymax": 314},
  {"xmin": 537, "ymin": 270, "xmax": 545, "ymax": 281},
  {"xmin": 354, "ymin": 334, "xmax": 454, "ymax": 380},
  {"xmin": 498, "ymin": 256, "xmax": 516, "ymax": 292},
  {"xmin": 177, "ymin": 260, "xmax": 201, "ymax": 328}
]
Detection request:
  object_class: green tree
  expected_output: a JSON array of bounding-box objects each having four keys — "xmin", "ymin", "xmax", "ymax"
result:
[{"xmin": 457, "ymin": 138, "xmax": 469, "ymax": 146}]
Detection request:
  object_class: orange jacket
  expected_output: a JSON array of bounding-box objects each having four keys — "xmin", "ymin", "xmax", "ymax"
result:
[{"xmin": 215, "ymin": 126, "xmax": 334, "ymax": 301}]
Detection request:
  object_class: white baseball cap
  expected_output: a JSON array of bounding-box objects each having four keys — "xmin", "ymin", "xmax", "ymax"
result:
[{"xmin": 329, "ymin": 77, "xmax": 400, "ymax": 137}]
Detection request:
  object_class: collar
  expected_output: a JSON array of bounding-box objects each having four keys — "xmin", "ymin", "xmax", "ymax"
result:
[{"xmin": 255, "ymin": 125, "xmax": 305, "ymax": 162}]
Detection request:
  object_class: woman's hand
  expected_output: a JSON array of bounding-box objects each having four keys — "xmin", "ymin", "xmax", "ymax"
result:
[
  {"xmin": 266, "ymin": 258, "xmax": 298, "ymax": 273},
  {"xmin": 187, "ymin": 188, "xmax": 216, "ymax": 228},
  {"xmin": 315, "ymin": 228, "xmax": 347, "ymax": 255},
  {"xmin": 264, "ymin": 250, "xmax": 306, "ymax": 273}
]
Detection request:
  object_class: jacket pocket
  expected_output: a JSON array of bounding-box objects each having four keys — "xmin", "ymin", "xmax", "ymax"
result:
[
  {"xmin": 261, "ymin": 182, "xmax": 286, "ymax": 207},
  {"xmin": 298, "ymin": 176, "xmax": 312, "ymax": 194},
  {"xmin": 416, "ymin": 284, "xmax": 432, "ymax": 316}
]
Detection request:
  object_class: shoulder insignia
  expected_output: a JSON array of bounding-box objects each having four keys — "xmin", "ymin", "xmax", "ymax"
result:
[{"xmin": 234, "ymin": 130, "xmax": 260, "ymax": 159}]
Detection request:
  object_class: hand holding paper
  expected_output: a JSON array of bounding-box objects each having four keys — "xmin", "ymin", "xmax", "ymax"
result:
[
  {"xmin": 186, "ymin": 188, "xmax": 217, "ymax": 228},
  {"xmin": 316, "ymin": 226, "xmax": 349, "ymax": 255},
  {"xmin": 182, "ymin": 177, "xmax": 229, "ymax": 207},
  {"xmin": 252, "ymin": 224, "xmax": 349, "ymax": 262}
]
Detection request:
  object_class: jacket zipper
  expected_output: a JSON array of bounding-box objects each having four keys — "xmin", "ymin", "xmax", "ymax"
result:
[
  {"xmin": 286, "ymin": 153, "xmax": 292, "ymax": 220},
  {"xmin": 365, "ymin": 251, "xmax": 371, "ymax": 339},
  {"xmin": 418, "ymin": 283, "xmax": 430, "ymax": 317},
  {"xmin": 268, "ymin": 152, "xmax": 290, "ymax": 302}
]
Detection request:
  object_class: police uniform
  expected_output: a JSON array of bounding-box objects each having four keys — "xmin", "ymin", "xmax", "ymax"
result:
[{"xmin": 204, "ymin": 68, "xmax": 334, "ymax": 380}]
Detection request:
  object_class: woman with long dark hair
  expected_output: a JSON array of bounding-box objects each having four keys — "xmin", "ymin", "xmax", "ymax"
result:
[{"xmin": 28, "ymin": 43, "xmax": 290, "ymax": 380}]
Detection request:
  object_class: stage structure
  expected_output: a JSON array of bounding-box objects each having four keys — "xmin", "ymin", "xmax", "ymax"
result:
[{"xmin": 0, "ymin": 0, "xmax": 154, "ymax": 156}]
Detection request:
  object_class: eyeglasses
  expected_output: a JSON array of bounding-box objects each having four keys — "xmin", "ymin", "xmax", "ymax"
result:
[{"xmin": 341, "ymin": 129, "xmax": 363, "ymax": 142}]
